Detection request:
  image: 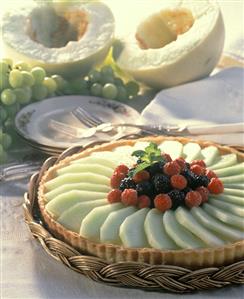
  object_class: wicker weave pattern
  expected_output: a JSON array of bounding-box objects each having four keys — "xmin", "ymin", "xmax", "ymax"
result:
[{"xmin": 23, "ymin": 140, "xmax": 244, "ymax": 293}]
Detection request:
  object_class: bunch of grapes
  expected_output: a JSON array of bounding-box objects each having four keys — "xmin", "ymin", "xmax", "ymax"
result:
[{"xmin": 0, "ymin": 58, "xmax": 140, "ymax": 164}]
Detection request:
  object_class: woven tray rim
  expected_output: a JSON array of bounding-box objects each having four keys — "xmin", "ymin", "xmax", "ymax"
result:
[{"xmin": 23, "ymin": 138, "xmax": 244, "ymax": 293}]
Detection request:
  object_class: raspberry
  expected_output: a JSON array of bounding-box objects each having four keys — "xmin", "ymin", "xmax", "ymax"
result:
[
  {"xmin": 107, "ymin": 189, "xmax": 122, "ymax": 203},
  {"xmin": 121, "ymin": 189, "xmax": 138, "ymax": 206},
  {"xmin": 154, "ymin": 194, "xmax": 172, "ymax": 212},
  {"xmin": 190, "ymin": 164, "xmax": 205, "ymax": 175},
  {"xmin": 114, "ymin": 164, "xmax": 129, "ymax": 175},
  {"xmin": 133, "ymin": 170, "xmax": 150, "ymax": 183},
  {"xmin": 174, "ymin": 157, "xmax": 186, "ymax": 170},
  {"xmin": 190, "ymin": 160, "xmax": 206, "ymax": 168},
  {"xmin": 205, "ymin": 169, "xmax": 217, "ymax": 179},
  {"xmin": 170, "ymin": 174, "xmax": 187, "ymax": 190},
  {"xmin": 138, "ymin": 195, "xmax": 151, "ymax": 209},
  {"xmin": 196, "ymin": 186, "xmax": 209, "ymax": 203},
  {"xmin": 163, "ymin": 153, "xmax": 172, "ymax": 162},
  {"xmin": 185, "ymin": 191, "xmax": 202, "ymax": 208},
  {"xmin": 208, "ymin": 178, "xmax": 224, "ymax": 194},
  {"xmin": 163, "ymin": 161, "xmax": 181, "ymax": 176},
  {"xmin": 110, "ymin": 171, "xmax": 126, "ymax": 188}
]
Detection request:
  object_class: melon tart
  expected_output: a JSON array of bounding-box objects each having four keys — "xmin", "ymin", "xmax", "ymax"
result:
[{"xmin": 38, "ymin": 136, "xmax": 244, "ymax": 269}]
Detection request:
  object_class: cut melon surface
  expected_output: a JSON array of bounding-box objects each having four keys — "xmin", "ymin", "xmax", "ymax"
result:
[
  {"xmin": 163, "ymin": 210, "xmax": 205, "ymax": 249},
  {"xmin": 201, "ymin": 146, "xmax": 220, "ymax": 166},
  {"xmin": 44, "ymin": 173, "xmax": 110, "ymax": 191},
  {"xmin": 183, "ymin": 142, "xmax": 202, "ymax": 162},
  {"xmin": 119, "ymin": 208, "xmax": 150, "ymax": 248},
  {"xmin": 220, "ymin": 174, "xmax": 244, "ymax": 184},
  {"xmin": 159, "ymin": 141, "xmax": 183, "ymax": 160},
  {"xmin": 191, "ymin": 207, "xmax": 244, "ymax": 242},
  {"xmin": 57, "ymin": 199, "xmax": 108, "ymax": 233},
  {"xmin": 213, "ymin": 194, "xmax": 244, "ymax": 206},
  {"xmin": 80, "ymin": 203, "xmax": 123, "ymax": 241},
  {"xmin": 100, "ymin": 206, "xmax": 137, "ymax": 244},
  {"xmin": 215, "ymin": 163, "xmax": 244, "ymax": 178},
  {"xmin": 175, "ymin": 207, "xmax": 225, "ymax": 247},
  {"xmin": 57, "ymin": 163, "xmax": 114, "ymax": 177},
  {"xmin": 209, "ymin": 154, "xmax": 237, "ymax": 170},
  {"xmin": 223, "ymin": 188, "xmax": 244, "ymax": 198},
  {"xmin": 45, "ymin": 182, "xmax": 110, "ymax": 202},
  {"xmin": 208, "ymin": 197, "xmax": 244, "ymax": 217},
  {"xmin": 144, "ymin": 209, "xmax": 178, "ymax": 249},
  {"xmin": 71, "ymin": 156, "xmax": 117, "ymax": 169}
]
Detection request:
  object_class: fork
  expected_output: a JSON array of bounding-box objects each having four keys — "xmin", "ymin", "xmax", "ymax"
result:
[{"xmin": 72, "ymin": 106, "xmax": 103, "ymax": 127}]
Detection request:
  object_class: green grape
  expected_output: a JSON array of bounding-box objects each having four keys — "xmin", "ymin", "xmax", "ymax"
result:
[
  {"xmin": 62, "ymin": 83, "xmax": 73, "ymax": 95},
  {"xmin": 9, "ymin": 69, "xmax": 23, "ymax": 88},
  {"xmin": 116, "ymin": 86, "xmax": 128, "ymax": 101},
  {"xmin": 1, "ymin": 132, "xmax": 12, "ymax": 149},
  {"xmin": 43, "ymin": 77, "xmax": 57, "ymax": 94},
  {"xmin": 125, "ymin": 81, "xmax": 139, "ymax": 96},
  {"xmin": 0, "ymin": 106, "xmax": 8, "ymax": 123},
  {"xmin": 1, "ymin": 89, "xmax": 16, "ymax": 106},
  {"xmin": 70, "ymin": 78, "xmax": 88, "ymax": 93},
  {"xmin": 102, "ymin": 83, "xmax": 118, "ymax": 100},
  {"xmin": 0, "ymin": 73, "xmax": 9, "ymax": 91},
  {"xmin": 114, "ymin": 77, "xmax": 124, "ymax": 86},
  {"xmin": 31, "ymin": 66, "xmax": 46, "ymax": 84},
  {"xmin": 2, "ymin": 58, "xmax": 13, "ymax": 68},
  {"xmin": 88, "ymin": 69, "xmax": 101, "ymax": 83},
  {"xmin": 101, "ymin": 65, "xmax": 114, "ymax": 77},
  {"xmin": 21, "ymin": 71, "xmax": 35, "ymax": 87},
  {"xmin": 4, "ymin": 117, "xmax": 14, "ymax": 130},
  {"xmin": 5, "ymin": 103, "xmax": 20, "ymax": 117},
  {"xmin": 14, "ymin": 61, "xmax": 30, "ymax": 71},
  {"xmin": 32, "ymin": 84, "xmax": 48, "ymax": 101},
  {"xmin": 90, "ymin": 83, "xmax": 102, "ymax": 97},
  {"xmin": 0, "ymin": 61, "xmax": 9, "ymax": 74},
  {"xmin": 14, "ymin": 87, "xmax": 32, "ymax": 105},
  {"xmin": 0, "ymin": 144, "xmax": 8, "ymax": 164},
  {"xmin": 51, "ymin": 74, "xmax": 67, "ymax": 91},
  {"xmin": 100, "ymin": 75, "xmax": 115, "ymax": 85}
]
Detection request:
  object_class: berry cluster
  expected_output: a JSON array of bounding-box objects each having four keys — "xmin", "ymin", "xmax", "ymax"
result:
[{"xmin": 107, "ymin": 154, "xmax": 224, "ymax": 213}]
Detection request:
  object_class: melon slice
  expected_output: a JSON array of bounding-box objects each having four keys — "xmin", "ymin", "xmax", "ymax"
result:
[
  {"xmin": 2, "ymin": 2, "xmax": 115, "ymax": 78},
  {"xmin": 175, "ymin": 207, "xmax": 225, "ymax": 247},
  {"xmin": 71, "ymin": 156, "xmax": 117, "ymax": 169},
  {"xmin": 201, "ymin": 146, "xmax": 220, "ymax": 167},
  {"xmin": 57, "ymin": 163, "xmax": 114, "ymax": 177},
  {"xmin": 80, "ymin": 203, "xmax": 123, "ymax": 241},
  {"xmin": 209, "ymin": 154, "xmax": 237, "ymax": 170},
  {"xmin": 223, "ymin": 188, "xmax": 244, "ymax": 198},
  {"xmin": 100, "ymin": 206, "xmax": 137, "ymax": 244},
  {"xmin": 159, "ymin": 140, "xmax": 183, "ymax": 160},
  {"xmin": 183, "ymin": 142, "xmax": 202, "ymax": 162},
  {"xmin": 208, "ymin": 197, "xmax": 244, "ymax": 217},
  {"xmin": 119, "ymin": 208, "xmax": 150, "ymax": 248},
  {"xmin": 214, "ymin": 163, "xmax": 244, "ymax": 178},
  {"xmin": 144, "ymin": 209, "xmax": 178, "ymax": 249},
  {"xmin": 45, "ymin": 182, "xmax": 110, "ymax": 202},
  {"xmin": 57, "ymin": 199, "xmax": 108, "ymax": 233},
  {"xmin": 163, "ymin": 210, "xmax": 205, "ymax": 249},
  {"xmin": 220, "ymin": 174, "xmax": 244, "ymax": 184},
  {"xmin": 191, "ymin": 207, "xmax": 244, "ymax": 242}
]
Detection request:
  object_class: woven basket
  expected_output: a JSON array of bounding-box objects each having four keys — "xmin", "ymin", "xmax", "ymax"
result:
[{"xmin": 23, "ymin": 139, "xmax": 244, "ymax": 293}]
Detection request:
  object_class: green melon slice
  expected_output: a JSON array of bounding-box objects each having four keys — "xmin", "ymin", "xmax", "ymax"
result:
[
  {"xmin": 71, "ymin": 156, "xmax": 117, "ymax": 169},
  {"xmin": 223, "ymin": 188, "xmax": 244, "ymax": 198},
  {"xmin": 119, "ymin": 208, "xmax": 150, "ymax": 248},
  {"xmin": 57, "ymin": 199, "xmax": 108, "ymax": 233},
  {"xmin": 191, "ymin": 207, "xmax": 244, "ymax": 242},
  {"xmin": 203, "ymin": 203, "xmax": 244, "ymax": 230},
  {"xmin": 220, "ymin": 174, "xmax": 244, "ymax": 184},
  {"xmin": 208, "ymin": 197, "xmax": 244, "ymax": 217},
  {"xmin": 45, "ymin": 183, "xmax": 110, "ymax": 202},
  {"xmin": 214, "ymin": 163, "xmax": 244, "ymax": 178},
  {"xmin": 223, "ymin": 184, "xmax": 244, "ymax": 190},
  {"xmin": 80, "ymin": 203, "xmax": 123, "ymax": 241},
  {"xmin": 201, "ymin": 146, "xmax": 220, "ymax": 166},
  {"xmin": 212, "ymin": 194, "xmax": 243, "ymax": 206},
  {"xmin": 144, "ymin": 209, "xmax": 178, "ymax": 249},
  {"xmin": 100, "ymin": 206, "xmax": 137, "ymax": 244},
  {"xmin": 183, "ymin": 142, "xmax": 202, "ymax": 162},
  {"xmin": 57, "ymin": 163, "xmax": 114, "ymax": 177},
  {"xmin": 163, "ymin": 210, "xmax": 205, "ymax": 249},
  {"xmin": 175, "ymin": 207, "xmax": 225, "ymax": 247},
  {"xmin": 209, "ymin": 154, "xmax": 237, "ymax": 170},
  {"xmin": 44, "ymin": 173, "xmax": 110, "ymax": 191},
  {"xmin": 159, "ymin": 141, "xmax": 183, "ymax": 160},
  {"xmin": 46, "ymin": 190, "xmax": 106, "ymax": 217}
]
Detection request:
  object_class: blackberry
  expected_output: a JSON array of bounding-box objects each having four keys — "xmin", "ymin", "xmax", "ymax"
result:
[
  {"xmin": 136, "ymin": 181, "xmax": 155, "ymax": 197},
  {"xmin": 153, "ymin": 173, "xmax": 171, "ymax": 194},
  {"xmin": 147, "ymin": 161, "xmax": 165, "ymax": 176},
  {"xmin": 181, "ymin": 169, "xmax": 198, "ymax": 189},
  {"xmin": 182, "ymin": 187, "xmax": 192, "ymax": 195},
  {"xmin": 168, "ymin": 190, "xmax": 185, "ymax": 210},
  {"xmin": 119, "ymin": 177, "xmax": 136, "ymax": 191},
  {"xmin": 195, "ymin": 175, "xmax": 210, "ymax": 188}
]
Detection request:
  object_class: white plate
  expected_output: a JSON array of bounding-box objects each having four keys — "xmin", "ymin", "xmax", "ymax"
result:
[{"xmin": 15, "ymin": 96, "xmax": 140, "ymax": 149}]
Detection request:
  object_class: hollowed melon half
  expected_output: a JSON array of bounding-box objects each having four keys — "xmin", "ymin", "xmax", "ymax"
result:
[
  {"xmin": 113, "ymin": 0, "xmax": 224, "ymax": 89},
  {"xmin": 2, "ymin": 2, "xmax": 115, "ymax": 78}
]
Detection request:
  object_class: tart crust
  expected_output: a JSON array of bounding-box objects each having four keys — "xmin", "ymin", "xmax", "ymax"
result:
[{"xmin": 38, "ymin": 136, "xmax": 244, "ymax": 269}]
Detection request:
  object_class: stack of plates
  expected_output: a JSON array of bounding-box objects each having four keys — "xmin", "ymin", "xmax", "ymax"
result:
[{"xmin": 15, "ymin": 96, "xmax": 140, "ymax": 156}]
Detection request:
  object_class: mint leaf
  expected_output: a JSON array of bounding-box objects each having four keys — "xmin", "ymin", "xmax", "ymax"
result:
[
  {"xmin": 132, "ymin": 150, "xmax": 145, "ymax": 158},
  {"xmin": 132, "ymin": 162, "xmax": 151, "ymax": 176}
]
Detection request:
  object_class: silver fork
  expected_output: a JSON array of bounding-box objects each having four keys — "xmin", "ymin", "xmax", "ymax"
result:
[{"xmin": 72, "ymin": 106, "xmax": 103, "ymax": 127}]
